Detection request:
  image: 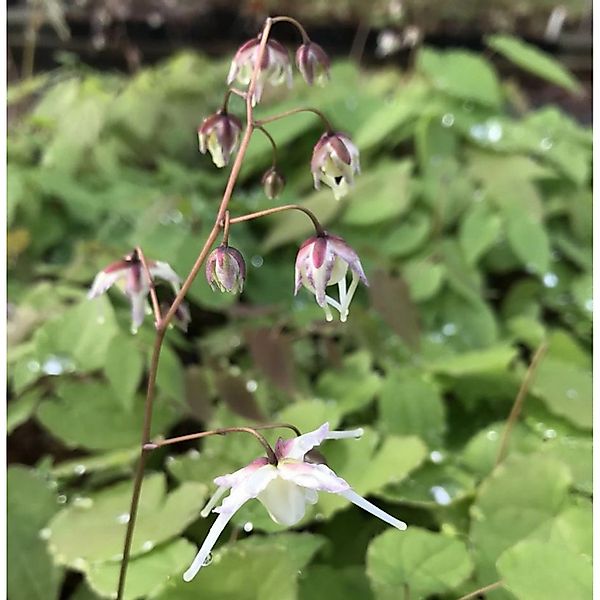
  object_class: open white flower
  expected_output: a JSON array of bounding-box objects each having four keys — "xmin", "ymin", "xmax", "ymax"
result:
[
  {"xmin": 183, "ymin": 422, "xmax": 406, "ymax": 582},
  {"xmin": 88, "ymin": 251, "xmax": 181, "ymax": 330}
]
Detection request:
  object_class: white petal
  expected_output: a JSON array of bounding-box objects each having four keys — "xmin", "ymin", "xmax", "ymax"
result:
[
  {"xmin": 200, "ymin": 486, "xmax": 227, "ymax": 518},
  {"xmin": 338, "ymin": 488, "xmax": 407, "ymax": 530},
  {"xmin": 257, "ymin": 477, "xmax": 307, "ymax": 526},
  {"xmin": 278, "ymin": 461, "xmax": 349, "ymax": 493},
  {"xmin": 87, "ymin": 267, "xmax": 128, "ymax": 299},
  {"xmin": 130, "ymin": 292, "xmax": 147, "ymax": 330},
  {"xmin": 149, "ymin": 261, "xmax": 181, "ymax": 287},
  {"xmin": 278, "ymin": 423, "xmax": 330, "ymax": 460},
  {"xmin": 184, "ymin": 465, "xmax": 277, "ymax": 582}
]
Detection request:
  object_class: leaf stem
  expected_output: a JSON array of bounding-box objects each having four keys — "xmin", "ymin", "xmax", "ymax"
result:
[
  {"xmin": 495, "ymin": 340, "xmax": 548, "ymax": 467},
  {"xmin": 229, "ymin": 204, "xmax": 325, "ymax": 236}
]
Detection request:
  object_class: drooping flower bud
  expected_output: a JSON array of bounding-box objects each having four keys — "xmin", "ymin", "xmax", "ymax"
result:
[
  {"xmin": 261, "ymin": 167, "xmax": 285, "ymax": 200},
  {"xmin": 294, "ymin": 233, "xmax": 368, "ymax": 322},
  {"xmin": 311, "ymin": 132, "xmax": 360, "ymax": 200},
  {"xmin": 227, "ymin": 37, "xmax": 292, "ymax": 106},
  {"xmin": 205, "ymin": 245, "xmax": 246, "ymax": 294},
  {"xmin": 198, "ymin": 111, "xmax": 243, "ymax": 168},
  {"xmin": 296, "ymin": 41, "xmax": 330, "ymax": 86}
]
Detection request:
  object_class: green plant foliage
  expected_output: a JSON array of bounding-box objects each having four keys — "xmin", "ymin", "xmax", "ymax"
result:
[{"xmin": 7, "ymin": 34, "xmax": 590, "ymax": 600}]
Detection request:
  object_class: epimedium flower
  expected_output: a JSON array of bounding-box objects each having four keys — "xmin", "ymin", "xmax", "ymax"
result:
[
  {"xmin": 198, "ymin": 110, "xmax": 243, "ymax": 168},
  {"xmin": 227, "ymin": 37, "xmax": 292, "ymax": 106},
  {"xmin": 294, "ymin": 232, "xmax": 368, "ymax": 322},
  {"xmin": 205, "ymin": 244, "xmax": 246, "ymax": 294},
  {"xmin": 87, "ymin": 250, "xmax": 181, "ymax": 331},
  {"xmin": 183, "ymin": 422, "xmax": 406, "ymax": 582},
  {"xmin": 311, "ymin": 132, "xmax": 360, "ymax": 200},
  {"xmin": 296, "ymin": 41, "xmax": 330, "ymax": 86},
  {"xmin": 261, "ymin": 166, "xmax": 285, "ymax": 199}
]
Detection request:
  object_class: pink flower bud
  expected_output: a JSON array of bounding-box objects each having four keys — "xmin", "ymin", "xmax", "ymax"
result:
[
  {"xmin": 261, "ymin": 167, "xmax": 285, "ymax": 200},
  {"xmin": 198, "ymin": 111, "xmax": 243, "ymax": 168},
  {"xmin": 294, "ymin": 233, "xmax": 368, "ymax": 322},
  {"xmin": 296, "ymin": 41, "xmax": 330, "ymax": 86},
  {"xmin": 205, "ymin": 245, "xmax": 246, "ymax": 294},
  {"xmin": 227, "ymin": 37, "xmax": 292, "ymax": 106},
  {"xmin": 311, "ymin": 132, "xmax": 360, "ymax": 200}
]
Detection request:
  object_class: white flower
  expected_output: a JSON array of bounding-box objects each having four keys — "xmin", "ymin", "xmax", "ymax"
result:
[
  {"xmin": 183, "ymin": 422, "xmax": 406, "ymax": 582},
  {"xmin": 311, "ymin": 132, "xmax": 360, "ymax": 200},
  {"xmin": 294, "ymin": 233, "xmax": 368, "ymax": 322},
  {"xmin": 87, "ymin": 251, "xmax": 181, "ymax": 330}
]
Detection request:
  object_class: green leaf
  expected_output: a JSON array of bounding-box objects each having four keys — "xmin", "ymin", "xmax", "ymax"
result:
[
  {"xmin": 104, "ymin": 333, "xmax": 145, "ymax": 410},
  {"xmin": 378, "ymin": 369, "xmax": 445, "ymax": 447},
  {"xmin": 47, "ymin": 473, "xmax": 206, "ymax": 568},
  {"xmin": 87, "ymin": 539, "xmax": 196, "ymax": 600},
  {"xmin": 33, "ymin": 296, "xmax": 119, "ymax": 372},
  {"xmin": 470, "ymin": 454, "xmax": 571, "ymax": 587},
  {"xmin": 571, "ymin": 273, "xmax": 592, "ymax": 316},
  {"xmin": 341, "ymin": 161, "xmax": 413, "ymax": 227},
  {"xmin": 379, "ymin": 210, "xmax": 431, "ymax": 257},
  {"xmin": 277, "ymin": 399, "xmax": 343, "ymax": 434},
  {"xmin": 52, "ymin": 447, "xmax": 138, "ymax": 480},
  {"xmin": 425, "ymin": 344, "xmax": 517, "ymax": 376},
  {"xmin": 417, "ymin": 48, "xmax": 501, "ymax": 107},
  {"xmin": 459, "ymin": 203, "xmax": 502, "ymax": 265},
  {"xmin": 316, "ymin": 429, "xmax": 427, "ymax": 519},
  {"xmin": 153, "ymin": 533, "xmax": 325, "ymax": 600},
  {"xmin": 497, "ymin": 539, "xmax": 591, "ymax": 600},
  {"xmin": 7, "ymin": 388, "xmax": 39, "ymax": 434},
  {"xmin": 487, "ymin": 35, "xmax": 582, "ymax": 94},
  {"xmin": 299, "ymin": 566, "xmax": 374, "ymax": 600},
  {"xmin": 505, "ymin": 212, "xmax": 551, "ymax": 275},
  {"xmin": 367, "ymin": 527, "xmax": 473, "ymax": 599},
  {"xmin": 37, "ymin": 379, "xmax": 178, "ymax": 451},
  {"xmin": 8, "ymin": 467, "xmax": 63, "ymax": 600},
  {"xmin": 532, "ymin": 357, "xmax": 592, "ymax": 430},
  {"xmin": 403, "ymin": 260, "xmax": 445, "ymax": 302},
  {"xmin": 315, "ymin": 352, "xmax": 382, "ymax": 416},
  {"xmin": 540, "ymin": 437, "xmax": 592, "ymax": 495}
]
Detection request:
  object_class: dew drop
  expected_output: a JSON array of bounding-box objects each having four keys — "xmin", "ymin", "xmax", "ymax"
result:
[
  {"xmin": 543, "ymin": 429, "xmax": 557, "ymax": 440},
  {"xmin": 57, "ymin": 495, "xmax": 67, "ymax": 504},
  {"xmin": 188, "ymin": 449, "xmax": 201, "ymax": 460},
  {"xmin": 441, "ymin": 322, "xmax": 457, "ymax": 336},
  {"xmin": 39, "ymin": 528, "xmax": 51, "ymax": 540},
  {"xmin": 116, "ymin": 513, "xmax": 130, "ymax": 524},
  {"xmin": 430, "ymin": 486, "xmax": 452, "ymax": 506},
  {"xmin": 243, "ymin": 521, "xmax": 254, "ymax": 533},
  {"xmin": 202, "ymin": 552, "xmax": 213, "ymax": 566},
  {"xmin": 246, "ymin": 380, "xmax": 258, "ymax": 393},
  {"xmin": 539, "ymin": 137, "xmax": 553, "ymax": 151},
  {"xmin": 486, "ymin": 430, "xmax": 499, "ymax": 441},
  {"xmin": 27, "ymin": 360, "xmax": 41, "ymax": 373},
  {"xmin": 429, "ymin": 450, "xmax": 444, "ymax": 464},
  {"xmin": 542, "ymin": 272, "xmax": 559, "ymax": 288},
  {"xmin": 73, "ymin": 496, "xmax": 93, "ymax": 509},
  {"xmin": 73, "ymin": 464, "xmax": 86, "ymax": 476},
  {"xmin": 441, "ymin": 113, "xmax": 455, "ymax": 127},
  {"xmin": 141, "ymin": 540, "xmax": 155, "ymax": 552},
  {"xmin": 250, "ymin": 255, "xmax": 264, "ymax": 268},
  {"xmin": 566, "ymin": 389, "xmax": 579, "ymax": 400}
]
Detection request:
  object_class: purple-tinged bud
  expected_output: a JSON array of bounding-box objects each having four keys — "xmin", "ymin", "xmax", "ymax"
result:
[
  {"xmin": 227, "ymin": 37, "xmax": 292, "ymax": 106},
  {"xmin": 294, "ymin": 232, "xmax": 368, "ymax": 322},
  {"xmin": 261, "ymin": 167, "xmax": 285, "ymax": 200},
  {"xmin": 296, "ymin": 41, "xmax": 330, "ymax": 86},
  {"xmin": 205, "ymin": 245, "xmax": 246, "ymax": 294},
  {"xmin": 311, "ymin": 132, "xmax": 360, "ymax": 200},
  {"xmin": 198, "ymin": 111, "xmax": 243, "ymax": 168}
]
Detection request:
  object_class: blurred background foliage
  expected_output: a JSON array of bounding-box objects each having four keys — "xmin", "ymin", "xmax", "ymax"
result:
[{"xmin": 7, "ymin": 3, "xmax": 592, "ymax": 600}]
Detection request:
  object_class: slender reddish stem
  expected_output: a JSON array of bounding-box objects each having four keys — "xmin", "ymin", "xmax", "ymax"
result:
[
  {"xmin": 135, "ymin": 246, "xmax": 162, "ymax": 327},
  {"xmin": 271, "ymin": 15, "xmax": 310, "ymax": 43},
  {"xmin": 457, "ymin": 581, "xmax": 504, "ymax": 600},
  {"xmin": 230, "ymin": 204, "xmax": 325, "ymax": 235},
  {"xmin": 495, "ymin": 341, "xmax": 548, "ymax": 466},
  {"xmin": 115, "ymin": 17, "xmax": 275, "ymax": 600},
  {"xmin": 256, "ymin": 106, "xmax": 333, "ymax": 132},
  {"xmin": 222, "ymin": 210, "xmax": 231, "ymax": 246},
  {"xmin": 255, "ymin": 125, "xmax": 278, "ymax": 167}
]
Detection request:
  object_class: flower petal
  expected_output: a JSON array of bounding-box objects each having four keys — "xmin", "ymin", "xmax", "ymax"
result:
[
  {"xmin": 87, "ymin": 263, "xmax": 129, "ymax": 298},
  {"xmin": 213, "ymin": 457, "xmax": 269, "ymax": 489},
  {"xmin": 278, "ymin": 461, "xmax": 350, "ymax": 493},
  {"xmin": 338, "ymin": 488, "xmax": 407, "ymax": 530},
  {"xmin": 277, "ymin": 423, "xmax": 330, "ymax": 459},
  {"xmin": 184, "ymin": 464, "xmax": 277, "ymax": 582},
  {"xmin": 130, "ymin": 291, "xmax": 147, "ymax": 330},
  {"xmin": 257, "ymin": 477, "xmax": 308, "ymax": 526}
]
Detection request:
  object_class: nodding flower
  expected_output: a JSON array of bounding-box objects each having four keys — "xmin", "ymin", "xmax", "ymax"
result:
[
  {"xmin": 198, "ymin": 111, "xmax": 243, "ymax": 168},
  {"xmin": 87, "ymin": 251, "xmax": 181, "ymax": 331},
  {"xmin": 294, "ymin": 233, "xmax": 368, "ymax": 322},
  {"xmin": 296, "ymin": 41, "xmax": 330, "ymax": 86},
  {"xmin": 227, "ymin": 37, "xmax": 292, "ymax": 106},
  {"xmin": 261, "ymin": 167, "xmax": 286, "ymax": 200},
  {"xmin": 183, "ymin": 422, "xmax": 406, "ymax": 582},
  {"xmin": 205, "ymin": 245, "xmax": 246, "ymax": 294},
  {"xmin": 311, "ymin": 132, "xmax": 360, "ymax": 200}
]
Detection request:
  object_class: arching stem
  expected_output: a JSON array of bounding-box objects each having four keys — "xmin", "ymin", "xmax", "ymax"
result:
[
  {"xmin": 256, "ymin": 107, "xmax": 334, "ymax": 133},
  {"xmin": 271, "ymin": 15, "xmax": 310, "ymax": 44},
  {"xmin": 230, "ymin": 204, "xmax": 325, "ymax": 236},
  {"xmin": 255, "ymin": 125, "xmax": 278, "ymax": 167}
]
